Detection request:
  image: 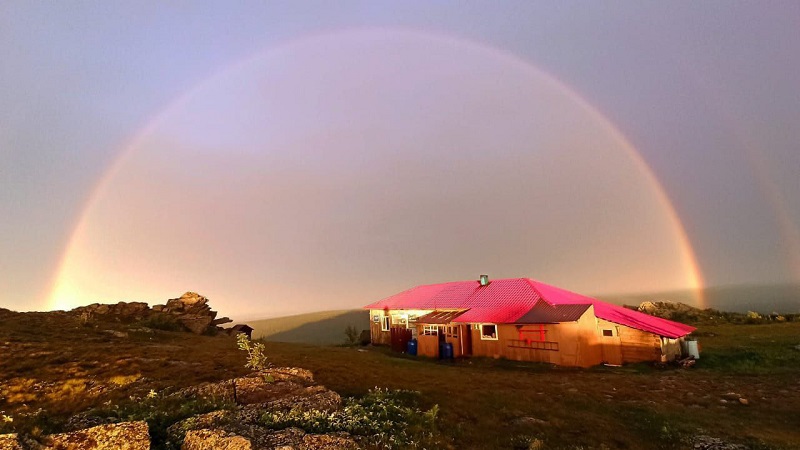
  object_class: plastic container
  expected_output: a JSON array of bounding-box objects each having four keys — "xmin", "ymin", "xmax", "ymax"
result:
[
  {"xmin": 685, "ymin": 339, "xmax": 700, "ymax": 359},
  {"xmin": 443, "ymin": 342, "xmax": 454, "ymax": 359},
  {"xmin": 407, "ymin": 339, "xmax": 418, "ymax": 356}
]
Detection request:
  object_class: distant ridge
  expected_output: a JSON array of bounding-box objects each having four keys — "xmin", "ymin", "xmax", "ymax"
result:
[
  {"xmin": 599, "ymin": 282, "xmax": 800, "ymax": 314},
  {"xmin": 245, "ymin": 309, "xmax": 368, "ymax": 345}
]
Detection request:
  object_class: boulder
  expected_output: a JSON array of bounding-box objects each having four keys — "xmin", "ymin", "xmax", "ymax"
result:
[
  {"xmin": 0, "ymin": 434, "xmax": 23, "ymax": 450},
  {"xmin": 179, "ymin": 316, "xmax": 214, "ymax": 335},
  {"xmin": 182, "ymin": 429, "xmax": 252, "ymax": 450},
  {"xmin": 44, "ymin": 421, "xmax": 149, "ymax": 450}
]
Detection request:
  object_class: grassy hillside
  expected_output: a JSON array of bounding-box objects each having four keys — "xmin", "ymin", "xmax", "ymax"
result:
[
  {"xmin": 2, "ymin": 307, "xmax": 799, "ymax": 449},
  {"xmin": 245, "ymin": 309, "xmax": 369, "ymax": 345}
]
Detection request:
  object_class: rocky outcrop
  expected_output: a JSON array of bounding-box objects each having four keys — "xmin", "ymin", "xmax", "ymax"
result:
[
  {"xmin": 44, "ymin": 421, "xmax": 149, "ymax": 450},
  {"xmin": 637, "ymin": 301, "xmax": 699, "ymax": 319},
  {"xmin": 71, "ymin": 292, "xmax": 233, "ymax": 335},
  {"xmin": 167, "ymin": 367, "xmax": 356, "ymax": 449},
  {"xmin": 6, "ymin": 367, "xmax": 357, "ymax": 450}
]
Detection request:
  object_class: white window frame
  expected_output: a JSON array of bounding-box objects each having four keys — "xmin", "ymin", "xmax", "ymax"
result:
[
  {"xmin": 480, "ymin": 323, "xmax": 498, "ymax": 340},
  {"xmin": 381, "ymin": 316, "xmax": 390, "ymax": 332},
  {"xmin": 422, "ymin": 325, "xmax": 439, "ymax": 336}
]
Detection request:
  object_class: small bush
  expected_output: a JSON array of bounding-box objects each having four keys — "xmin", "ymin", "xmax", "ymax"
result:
[
  {"xmin": 237, "ymin": 333, "xmax": 269, "ymax": 371},
  {"xmin": 344, "ymin": 325, "xmax": 359, "ymax": 345}
]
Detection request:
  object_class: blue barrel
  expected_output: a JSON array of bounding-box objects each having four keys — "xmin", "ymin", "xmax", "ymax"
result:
[
  {"xmin": 407, "ymin": 339, "xmax": 418, "ymax": 356},
  {"xmin": 444, "ymin": 343, "xmax": 454, "ymax": 359},
  {"xmin": 439, "ymin": 342, "xmax": 447, "ymax": 359}
]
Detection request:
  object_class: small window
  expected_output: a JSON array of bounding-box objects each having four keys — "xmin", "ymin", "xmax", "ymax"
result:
[
  {"xmin": 602, "ymin": 329, "xmax": 614, "ymax": 337},
  {"xmin": 423, "ymin": 325, "xmax": 438, "ymax": 336},
  {"xmin": 381, "ymin": 316, "xmax": 390, "ymax": 332},
  {"xmin": 480, "ymin": 324, "xmax": 498, "ymax": 340}
]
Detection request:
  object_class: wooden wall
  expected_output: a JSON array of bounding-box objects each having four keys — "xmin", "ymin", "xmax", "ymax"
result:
[
  {"xmin": 369, "ymin": 320, "xmax": 390, "ymax": 345},
  {"xmin": 464, "ymin": 309, "xmax": 604, "ymax": 367},
  {"xmin": 417, "ymin": 334, "xmax": 439, "ymax": 358},
  {"xmin": 597, "ymin": 319, "xmax": 661, "ymax": 364}
]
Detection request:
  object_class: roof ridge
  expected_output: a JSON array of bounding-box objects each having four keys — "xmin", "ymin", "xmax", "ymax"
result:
[{"xmin": 523, "ymin": 278, "xmax": 551, "ymax": 305}]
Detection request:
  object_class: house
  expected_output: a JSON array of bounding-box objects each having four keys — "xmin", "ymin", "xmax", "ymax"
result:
[
  {"xmin": 363, "ymin": 275, "xmax": 696, "ymax": 367},
  {"xmin": 228, "ymin": 324, "xmax": 254, "ymax": 340}
]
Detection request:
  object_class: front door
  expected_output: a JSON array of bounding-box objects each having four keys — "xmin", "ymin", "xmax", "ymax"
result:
[{"xmin": 461, "ymin": 324, "xmax": 473, "ymax": 356}]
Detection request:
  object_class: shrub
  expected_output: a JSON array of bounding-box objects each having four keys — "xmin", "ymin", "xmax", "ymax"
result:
[
  {"xmin": 236, "ymin": 333, "xmax": 269, "ymax": 371},
  {"xmin": 344, "ymin": 325, "xmax": 359, "ymax": 345}
]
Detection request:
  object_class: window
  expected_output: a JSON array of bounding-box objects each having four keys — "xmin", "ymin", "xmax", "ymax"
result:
[
  {"xmin": 480, "ymin": 324, "xmax": 498, "ymax": 340},
  {"xmin": 422, "ymin": 325, "xmax": 439, "ymax": 336},
  {"xmin": 602, "ymin": 329, "xmax": 614, "ymax": 337},
  {"xmin": 446, "ymin": 326, "xmax": 458, "ymax": 338},
  {"xmin": 381, "ymin": 316, "xmax": 390, "ymax": 332}
]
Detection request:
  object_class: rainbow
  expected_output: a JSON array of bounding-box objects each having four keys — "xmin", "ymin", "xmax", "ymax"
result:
[{"xmin": 47, "ymin": 28, "xmax": 706, "ymax": 311}]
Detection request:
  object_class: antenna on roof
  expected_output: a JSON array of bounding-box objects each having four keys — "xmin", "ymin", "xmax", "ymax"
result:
[{"xmin": 479, "ymin": 274, "xmax": 489, "ymax": 286}]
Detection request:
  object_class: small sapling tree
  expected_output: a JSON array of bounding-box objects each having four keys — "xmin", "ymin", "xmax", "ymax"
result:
[{"xmin": 236, "ymin": 332, "xmax": 269, "ymax": 371}]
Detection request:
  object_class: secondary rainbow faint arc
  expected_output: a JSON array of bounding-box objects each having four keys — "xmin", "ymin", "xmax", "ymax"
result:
[{"xmin": 46, "ymin": 27, "xmax": 705, "ymax": 310}]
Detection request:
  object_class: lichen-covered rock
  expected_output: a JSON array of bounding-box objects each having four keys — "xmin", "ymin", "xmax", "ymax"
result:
[
  {"xmin": 301, "ymin": 433, "xmax": 359, "ymax": 450},
  {"xmin": 70, "ymin": 291, "xmax": 230, "ymax": 335},
  {"xmin": 182, "ymin": 429, "xmax": 252, "ymax": 450},
  {"xmin": 44, "ymin": 421, "xmax": 149, "ymax": 450},
  {"xmin": 260, "ymin": 385, "xmax": 342, "ymax": 414},
  {"xmin": 0, "ymin": 434, "xmax": 24, "ymax": 450},
  {"xmin": 179, "ymin": 316, "xmax": 214, "ymax": 335}
]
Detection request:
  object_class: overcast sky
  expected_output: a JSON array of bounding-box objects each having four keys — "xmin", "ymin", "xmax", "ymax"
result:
[{"xmin": 2, "ymin": 2, "xmax": 798, "ymax": 316}]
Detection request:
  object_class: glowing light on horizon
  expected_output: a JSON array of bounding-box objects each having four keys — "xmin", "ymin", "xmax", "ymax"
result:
[{"xmin": 48, "ymin": 29, "xmax": 704, "ymax": 315}]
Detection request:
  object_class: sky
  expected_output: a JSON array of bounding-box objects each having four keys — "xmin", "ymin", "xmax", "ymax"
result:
[{"xmin": 1, "ymin": 2, "xmax": 798, "ymax": 317}]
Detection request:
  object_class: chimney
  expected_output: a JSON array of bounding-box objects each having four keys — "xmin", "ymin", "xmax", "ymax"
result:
[{"xmin": 479, "ymin": 274, "xmax": 489, "ymax": 286}]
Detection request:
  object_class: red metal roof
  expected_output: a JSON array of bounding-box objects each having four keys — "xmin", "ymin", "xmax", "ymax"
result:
[{"xmin": 364, "ymin": 278, "xmax": 695, "ymax": 338}]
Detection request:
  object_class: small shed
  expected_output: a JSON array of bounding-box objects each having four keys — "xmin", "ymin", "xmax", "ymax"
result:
[{"xmin": 228, "ymin": 324, "xmax": 254, "ymax": 339}]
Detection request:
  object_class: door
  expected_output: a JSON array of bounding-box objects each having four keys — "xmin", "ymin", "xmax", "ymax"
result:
[{"xmin": 461, "ymin": 324, "xmax": 473, "ymax": 356}]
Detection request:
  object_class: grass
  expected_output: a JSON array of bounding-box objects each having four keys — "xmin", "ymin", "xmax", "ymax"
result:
[{"xmin": 2, "ymin": 309, "xmax": 799, "ymax": 449}]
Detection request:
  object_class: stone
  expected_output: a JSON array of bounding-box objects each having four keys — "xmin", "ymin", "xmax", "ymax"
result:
[
  {"xmin": 301, "ymin": 433, "xmax": 359, "ymax": 449},
  {"xmin": 45, "ymin": 421, "xmax": 149, "ymax": 450},
  {"xmin": 258, "ymin": 385, "xmax": 342, "ymax": 413},
  {"xmin": 638, "ymin": 301, "xmax": 657, "ymax": 314},
  {"xmin": 182, "ymin": 429, "xmax": 252, "ymax": 450},
  {"xmin": 738, "ymin": 398, "xmax": 749, "ymax": 405},
  {"xmin": 180, "ymin": 316, "xmax": 214, "ymax": 335},
  {"xmin": 721, "ymin": 392, "xmax": 741, "ymax": 401},
  {"xmin": 691, "ymin": 435, "xmax": 747, "ymax": 450},
  {"xmin": 511, "ymin": 416, "xmax": 548, "ymax": 426},
  {"xmin": 211, "ymin": 317, "xmax": 233, "ymax": 326},
  {"xmin": 0, "ymin": 434, "xmax": 24, "ymax": 450}
]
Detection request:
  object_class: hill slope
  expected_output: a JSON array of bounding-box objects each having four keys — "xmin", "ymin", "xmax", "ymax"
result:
[{"xmin": 246, "ymin": 309, "xmax": 369, "ymax": 345}]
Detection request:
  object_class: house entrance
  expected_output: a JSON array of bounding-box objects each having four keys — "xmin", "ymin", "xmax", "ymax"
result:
[{"xmin": 461, "ymin": 324, "xmax": 473, "ymax": 356}]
